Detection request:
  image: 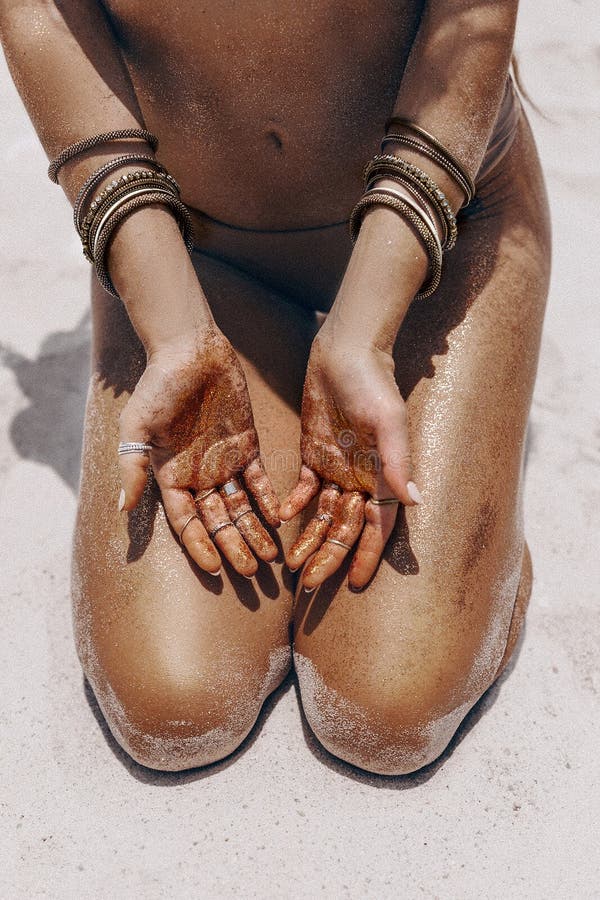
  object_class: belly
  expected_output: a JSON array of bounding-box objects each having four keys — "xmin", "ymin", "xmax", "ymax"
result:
[{"xmin": 102, "ymin": 0, "xmax": 424, "ymax": 227}]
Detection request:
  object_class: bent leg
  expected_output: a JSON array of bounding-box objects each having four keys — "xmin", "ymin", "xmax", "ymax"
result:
[
  {"xmin": 295, "ymin": 111, "xmax": 551, "ymax": 775},
  {"xmin": 73, "ymin": 253, "xmax": 317, "ymax": 770}
]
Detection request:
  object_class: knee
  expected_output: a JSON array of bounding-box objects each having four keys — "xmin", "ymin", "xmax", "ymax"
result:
[
  {"xmin": 94, "ymin": 646, "xmax": 290, "ymax": 772},
  {"xmin": 99, "ymin": 674, "xmax": 254, "ymax": 771},
  {"xmin": 295, "ymin": 652, "xmax": 474, "ymax": 776}
]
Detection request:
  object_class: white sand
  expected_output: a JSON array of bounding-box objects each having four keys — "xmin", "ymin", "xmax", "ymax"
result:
[{"xmin": 1, "ymin": 1, "xmax": 599, "ymax": 897}]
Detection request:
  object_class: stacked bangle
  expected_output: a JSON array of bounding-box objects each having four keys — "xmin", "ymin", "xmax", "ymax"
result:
[
  {"xmin": 383, "ymin": 116, "xmax": 476, "ymax": 204},
  {"xmin": 365, "ymin": 183, "xmax": 442, "ymax": 255},
  {"xmin": 365, "ymin": 174, "xmax": 442, "ymax": 244},
  {"xmin": 350, "ymin": 190, "xmax": 442, "ymax": 299},
  {"xmin": 364, "ymin": 155, "xmax": 458, "ymax": 250},
  {"xmin": 381, "ymin": 134, "xmax": 474, "ymax": 207},
  {"xmin": 348, "ymin": 117, "xmax": 475, "ymax": 300},
  {"xmin": 73, "ymin": 154, "xmax": 166, "ymax": 234},
  {"xmin": 93, "ymin": 190, "xmax": 194, "ymax": 298},
  {"xmin": 80, "ymin": 169, "xmax": 181, "ymax": 261},
  {"xmin": 49, "ymin": 128, "xmax": 195, "ymax": 300}
]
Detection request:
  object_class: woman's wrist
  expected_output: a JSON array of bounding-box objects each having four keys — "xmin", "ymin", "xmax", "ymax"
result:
[
  {"xmin": 323, "ymin": 204, "xmax": 429, "ymax": 353},
  {"xmin": 104, "ymin": 203, "xmax": 216, "ymax": 355}
]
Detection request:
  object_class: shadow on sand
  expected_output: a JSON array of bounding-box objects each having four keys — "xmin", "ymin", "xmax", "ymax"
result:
[{"xmin": 0, "ymin": 311, "xmax": 91, "ymax": 492}]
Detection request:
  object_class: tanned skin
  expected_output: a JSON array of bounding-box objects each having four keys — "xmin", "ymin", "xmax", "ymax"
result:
[{"xmin": 0, "ymin": 1, "xmax": 550, "ymax": 773}]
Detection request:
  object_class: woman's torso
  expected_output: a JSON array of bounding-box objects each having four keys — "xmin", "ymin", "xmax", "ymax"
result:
[{"xmin": 101, "ymin": 0, "xmax": 425, "ymax": 229}]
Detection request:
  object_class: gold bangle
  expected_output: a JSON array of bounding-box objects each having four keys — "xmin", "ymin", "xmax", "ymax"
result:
[
  {"xmin": 92, "ymin": 190, "xmax": 194, "ymax": 298},
  {"xmin": 91, "ymin": 185, "xmax": 176, "ymax": 258},
  {"xmin": 381, "ymin": 134, "xmax": 474, "ymax": 206},
  {"xmin": 349, "ymin": 192, "xmax": 443, "ymax": 300},
  {"xmin": 364, "ymin": 155, "xmax": 458, "ymax": 251},
  {"xmin": 383, "ymin": 117, "xmax": 476, "ymax": 201},
  {"xmin": 73, "ymin": 155, "xmax": 167, "ymax": 235},
  {"xmin": 81, "ymin": 170, "xmax": 180, "ymax": 260},
  {"xmin": 366, "ymin": 176, "xmax": 445, "ymax": 246}
]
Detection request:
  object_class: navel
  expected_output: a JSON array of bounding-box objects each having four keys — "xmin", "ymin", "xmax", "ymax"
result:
[{"xmin": 264, "ymin": 125, "xmax": 286, "ymax": 152}]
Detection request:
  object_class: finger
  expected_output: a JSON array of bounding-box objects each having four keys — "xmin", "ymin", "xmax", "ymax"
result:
[
  {"xmin": 118, "ymin": 452, "xmax": 151, "ymax": 511},
  {"xmin": 302, "ymin": 491, "xmax": 365, "ymax": 590},
  {"xmin": 118, "ymin": 415, "xmax": 151, "ymax": 511},
  {"xmin": 243, "ymin": 457, "xmax": 282, "ymax": 527},
  {"xmin": 161, "ymin": 487, "xmax": 221, "ymax": 575},
  {"xmin": 197, "ymin": 489, "xmax": 258, "ymax": 578},
  {"xmin": 220, "ymin": 479, "xmax": 278, "ymax": 563},
  {"xmin": 375, "ymin": 411, "xmax": 423, "ymax": 507},
  {"xmin": 234, "ymin": 510, "xmax": 278, "ymax": 562},
  {"xmin": 279, "ymin": 465, "xmax": 321, "ymax": 521},
  {"xmin": 348, "ymin": 497, "xmax": 399, "ymax": 590},
  {"xmin": 285, "ymin": 515, "xmax": 332, "ymax": 572},
  {"xmin": 285, "ymin": 481, "xmax": 342, "ymax": 570}
]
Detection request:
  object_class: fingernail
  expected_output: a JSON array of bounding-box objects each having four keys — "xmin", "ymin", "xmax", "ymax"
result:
[
  {"xmin": 288, "ymin": 566, "xmax": 300, "ymax": 573},
  {"xmin": 209, "ymin": 568, "xmax": 221, "ymax": 577},
  {"xmin": 407, "ymin": 481, "xmax": 423, "ymax": 504},
  {"xmin": 118, "ymin": 488, "xmax": 126, "ymax": 512},
  {"xmin": 303, "ymin": 585, "xmax": 316, "ymax": 594}
]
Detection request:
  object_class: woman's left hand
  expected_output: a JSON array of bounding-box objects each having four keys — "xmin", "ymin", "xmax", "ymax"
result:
[{"xmin": 280, "ymin": 331, "xmax": 422, "ymax": 590}]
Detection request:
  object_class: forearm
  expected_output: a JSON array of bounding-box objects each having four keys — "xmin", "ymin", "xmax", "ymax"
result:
[
  {"xmin": 392, "ymin": 0, "xmax": 519, "ymax": 205},
  {"xmin": 323, "ymin": 0, "xmax": 519, "ymax": 352},
  {"xmin": 1, "ymin": 0, "xmax": 215, "ymax": 351},
  {"xmin": 323, "ymin": 207, "xmax": 427, "ymax": 353}
]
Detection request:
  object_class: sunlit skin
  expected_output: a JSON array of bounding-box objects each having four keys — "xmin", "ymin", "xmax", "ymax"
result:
[{"xmin": 0, "ymin": 0, "xmax": 551, "ymax": 773}]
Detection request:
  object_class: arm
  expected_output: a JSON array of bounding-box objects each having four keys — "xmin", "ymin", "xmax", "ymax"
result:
[
  {"xmin": 323, "ymin": 0, "xmax": 519, "ymax": 353},
  {"xmin": 0, "ymin": 0, "xmax": 212, "ymax": 348},
  {"xmin": 0, "ymin": 1, "xmax": 281, "ymax": 576},
  {"xmin": 282, "ymin": 0, "xmax": 519, "ymax": 589}
]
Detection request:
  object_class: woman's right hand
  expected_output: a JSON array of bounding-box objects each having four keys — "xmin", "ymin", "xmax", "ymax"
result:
[{"xmin": 118, "ymin": 327, "xmax": 281, "ymax": 578}]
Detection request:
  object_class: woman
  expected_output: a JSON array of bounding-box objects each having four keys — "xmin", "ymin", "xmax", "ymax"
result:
[{"xmin": 0, "ymin": 0, "xmax": 550, "ymax": 774}]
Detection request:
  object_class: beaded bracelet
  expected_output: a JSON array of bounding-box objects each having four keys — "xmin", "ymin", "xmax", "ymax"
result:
[
  {"xmin": 73, "ymin": 154, "xmax": 167, "ymax": 235},
  {"xmin": 364, "ymin": 155, "xmax": 457, "ymax": 251},
  {"xmin": 47, "ymin": 129, "xmax": 159, "ymax": 183},
  {"xmin": 364, "ymin": 155, "xmax": 456, "ymax": 249},
  {"xmin": 81, "ymin": 170, "xmax": 181, "ymax": 261},
  {"xmin": 93, "ymin": 190, "xmax": 194, "ymax": 298},
  {"xmin": 90, "ymin": 185, "xmax": 178, "ymax": 259},
  {"xmin": 384, "ymin": 117, "xmax": 476, "ymax": 202},
  {"xmin": 84, "ymin": 170, "xmax": 180, "ymax": 255},
  {"xmin": 349, "ymin": 191, "xmax": 443, "ymax": 299}
]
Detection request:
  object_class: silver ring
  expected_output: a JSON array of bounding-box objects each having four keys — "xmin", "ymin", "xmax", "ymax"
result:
[
  {"xmin": 315, "ymin": 512, "xmax": 334, "ymax": 525},
  {"xmin": 369, "ymin": 496, "xmax": 400, "ymax": 506},
  {"xmin": 209, "ymin": 521, "xmax": 235, "ymax": 538},
  {"xmin": 196, "ymin": 487, "xmax": 217, "ymax": 502},
  {"xmin": 118, "ymin": 441, "xmax": 153, "ymax": 455},
  {"xmin": 179, "ymin": 513, "xmax": 198, "ymax": 544},
  {"xmin": 322, "ymin": 481, "xmax": 342, "ymax": 493},
  {"xmin": 232, "ymin": 508, "xmax": 253, "ymax": 525},
  {"xmin": 325, "ymin": 538, "xmax": 352, "ymax": 551},
  {"xmin": 221, "ymin": 479, "xmax": 242, "ymax": 497}
]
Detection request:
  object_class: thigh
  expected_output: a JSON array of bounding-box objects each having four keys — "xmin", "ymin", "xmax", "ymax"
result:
[
  {"xmin": 294, "ymin": 111, "xmax": 551, "ymax": 760},
  {"xmin": 74, "ymin": 252, "xmax": 318, "ymax": 766}
]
